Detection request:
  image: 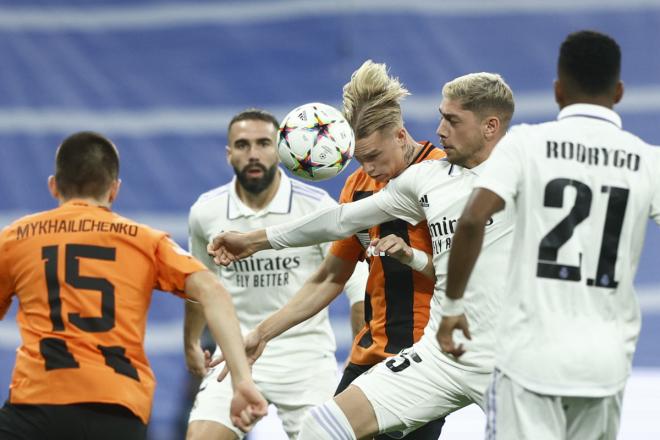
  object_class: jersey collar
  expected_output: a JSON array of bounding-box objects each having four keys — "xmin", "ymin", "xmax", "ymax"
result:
[
  {"xmin": 557, "ymin": 103, "xmax": 622, "ymax": 129},
  {"xmin": 227, "ymin": 168, "xmax": 292, "ymax": 219},
  {"xmin": 61, "ymin": 199, "xmax": 111, "ymax": 211},
  {"xmin": 448, "ymin": 160, "xmax": 488, "ymax": 177}
]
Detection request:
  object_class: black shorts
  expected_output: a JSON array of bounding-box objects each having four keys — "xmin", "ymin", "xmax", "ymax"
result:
[
  {"xmin": 335, "ymin": 362, "xmax": 446, "ymax": 440},
  {"xmin": 0, "ymin": 401, "xmax": 147, "ymax": 440}
]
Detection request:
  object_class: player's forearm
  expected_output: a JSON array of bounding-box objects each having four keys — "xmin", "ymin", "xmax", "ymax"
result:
[
  {"xmin": 401, "ymin": 249, "xmax": 435, "ymax": 280},
  {"xmin": 183, "ymin": 300, "xmax": 207, "ymax": 351},
  {"xmin": 349, "ymin": 301, "xmax": 365, "ymax": 338},
  {"xmin": 257, "ymin": 272, "xmax": 344, "ymax": 343},
  {"xmin": 186, "ymin": 272, "xmax": 253, "ymax": 385},
  {"xmin": 267, "ymin": 199, "xmax": 393, "ymax": 250}
]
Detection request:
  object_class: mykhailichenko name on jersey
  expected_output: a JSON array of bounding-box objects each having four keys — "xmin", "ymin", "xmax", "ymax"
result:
[
  {"xmin": 546, "ymin": 140, "xmax": 641, "ymax": 171},
  {"xmin": 225, "ymin": 255, "xmax": 301, "ymax": 288}
]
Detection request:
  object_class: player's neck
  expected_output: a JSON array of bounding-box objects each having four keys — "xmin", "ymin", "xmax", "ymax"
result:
[
  {"xmin": 403, "ymin": 134, "xmax": 423, "ymax": 167},
  {"xmin": 59, "ymin": 196, "xmax": 111, "ymax": 209},
  {"xmin": 236, "ymin": 170, "xmax": 281, "ymax": 211}
]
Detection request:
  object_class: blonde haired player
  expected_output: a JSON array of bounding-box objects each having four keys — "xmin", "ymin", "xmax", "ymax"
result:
[
  {"xmin": 208, "ymin": 72, "xmax": 516, "ymax": 439},
  {"xmin": 210, "ymin": 62, "xmax": 448, "ymax": 440}
]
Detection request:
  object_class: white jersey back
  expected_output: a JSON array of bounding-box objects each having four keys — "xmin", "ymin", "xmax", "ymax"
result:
[
  {"xmin": 477, "ymin": 104, "xmax": 660, "ymax": 396},
  {"xmin": 189, "ymin": 171, "xmax": 340, "ymax": 380},
  {"xmin": 375, "ymin": 159, "xmax": 514, "ymax": 372}
]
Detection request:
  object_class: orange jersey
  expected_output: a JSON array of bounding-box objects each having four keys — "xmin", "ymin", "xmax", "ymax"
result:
[
  {"xmin": 0, "ymin": 200, "xmax": 206, "ymax": 423},
  {"xmin": 330, "ymin": 141, "xmax": 446, "ymax": 366}
]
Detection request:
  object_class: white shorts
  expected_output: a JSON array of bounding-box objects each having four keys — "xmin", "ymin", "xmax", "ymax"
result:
[
  {"xmin": 188, "ymin": 355, "xmax": 337, "ymax": 439},
  {"xmin": 351, "ymin": 342, "xmax": 492, "ymax": 437},
  {"xmin": 485, "ymin": 369, "xmax": 623, "ymax": 440}
]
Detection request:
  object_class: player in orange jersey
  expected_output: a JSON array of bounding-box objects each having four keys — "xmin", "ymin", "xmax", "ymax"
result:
[
  {"xmin": 211, "ymin": 60, "xmax": 447, "ymax": 440},
  {"xmin": 0, "ymin": 132, "xmax": 267, "ymax": 440}
]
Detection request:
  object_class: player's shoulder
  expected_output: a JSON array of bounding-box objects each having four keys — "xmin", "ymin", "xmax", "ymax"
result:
[
  {"xmin": 0, "ymin": 209, "xmax": 53, "ymax": 240},
  {"xmin": 109, "ymin": 211, "xmax": 168, "ymax": 241},
  {"xmin": 289, "ymin": 177, "xmax": 332, "ymax": 203},
  {"xmin": 416, "ymin": 141, "xmax": 447, "ymax": 162},
  {"xmin": 190, "ymin": 182, "xmax": 232, "ymax": 213},
  {"xmin": 342, "ymin": 166, "xmax": 379, "ymax": 193},
  {"xmin": 406, "ymin": 158, "xmax": 452, "ymax": 175}
]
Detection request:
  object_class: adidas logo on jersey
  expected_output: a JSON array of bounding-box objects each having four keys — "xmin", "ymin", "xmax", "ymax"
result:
[
  {"xmin": 419, "ymin": 194, "xmax": 429, "ymax": 207},
  {"xmin": 298, "ymin": 112, "xmax": 307, "ymax": 121}
]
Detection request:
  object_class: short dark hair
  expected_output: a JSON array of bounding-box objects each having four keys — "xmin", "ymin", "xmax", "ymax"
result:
[
  {"xmin": 227, "ymin": 108, "xmax": 279, "ymax": 135},
  {"xmin": 55, "ymin": 131, "xmax": 119, "ymax": 199},
  {"xmin": 558, "ymin": 30, "xmax": 621, "ymax": 96}
]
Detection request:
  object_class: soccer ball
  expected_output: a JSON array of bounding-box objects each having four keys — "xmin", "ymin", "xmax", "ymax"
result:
[{"xmin": 278, "ymin": 102, "xmax": 355, "ymax": 181}]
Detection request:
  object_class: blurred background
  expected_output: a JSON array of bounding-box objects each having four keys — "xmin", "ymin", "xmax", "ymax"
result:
[{"xmin": 0, "ymin": 1, "xmax": 659, "ymax": 438}]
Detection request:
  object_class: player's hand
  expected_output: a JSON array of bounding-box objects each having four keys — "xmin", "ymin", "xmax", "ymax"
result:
[
  {"xmin": 211, "ymin": 330, "xmax": 267, "ymax": 382},
  {"xmin": 207, "ymin": 231, "xmax": 249, "ymax": 266},
  {"xmin": 229, "ymin": 379, "xmax": 268, "ymax": 433},
  {"xmin": 436, "ymin": 314, "xmax": 471, "ymax": 358},
  {"xmin": 369, "ymin": 235, "xmax": 413, "ymax": 263},
  {"xmin": 184, "ymin": 343, "xmax": 212, "ymax": 377}
]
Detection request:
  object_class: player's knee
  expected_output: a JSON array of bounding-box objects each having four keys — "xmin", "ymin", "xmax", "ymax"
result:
[{"xmin": 298, "ymin": 401, "xmax": 356, "ymax": 440}]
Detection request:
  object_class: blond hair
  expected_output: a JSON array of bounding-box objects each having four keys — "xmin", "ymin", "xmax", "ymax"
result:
[
  {"xmin": 342, "ymin": 60, "xmax": 410, "ymax": 139},
  {"xmin": 442, "ymin": 72, "xmax": 515, "ymax": 128}
]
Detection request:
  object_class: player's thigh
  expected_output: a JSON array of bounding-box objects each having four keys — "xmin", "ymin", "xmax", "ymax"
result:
[
  {"xmin": 268, "ymin": 357, "xmax": 338, "ymax": 438},
  {"xmin": 565, "ymin": 391, "xmax": 622, "ymax": 440},
  {"xmin": 485, "ymin": 370, "xmax": 563, "ymax": 440},
  {"xmin": 187, "ymin": 420, "xmax": 237, "ymax": 440},
  {"xmin": 0, "ymin": 402, "xmax": 47, "ymax": 440},
  {"xmin": 335, "ymin": 362, "xmax": 372, "ymax": 396},
  {"xmin": 187, "ymin": 369, "xmax": 242, "ymax": 440},
  {"xmin": 351, "ymin": 347, "xmax": 474, "ymax": 438}
]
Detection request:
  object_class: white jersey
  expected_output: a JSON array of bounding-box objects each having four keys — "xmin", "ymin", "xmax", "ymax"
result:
[
  {"xmin": 477, "ymin": 104, "xmax": 660, "ymax": 397},
  {"xmin": 189, "ymin": 170, "xmax": 365, "ymax": 381},
  {"xmin": 373, "ymin": 160, "xmax": 514, "ymax": 372}
]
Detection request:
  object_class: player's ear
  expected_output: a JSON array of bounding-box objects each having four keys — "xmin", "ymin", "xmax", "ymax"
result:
[
  {"xmin": 225, "ymin": 145, "xmax": 232, "ymax": 165},
  {"xmin": 47, "ymin": 175, "xmax": 60, "ymax": 200},
  {"xmin": 554, "ymin": 79, "xmax": 564, "ymax": 107},
  {"xmin": 108, "ymin": 179, "xmax": 121, "ymax": 204},
  {"xmin": 613, "ymin": 80, "xmax": 624, "ymax": 105},
  {"xmin": 483, "ymin": 116, "xmax": 500, "ymax": 140},
  {"xmin": 395, "ymin": 126, "xmax": 406, "ymax": 146}
]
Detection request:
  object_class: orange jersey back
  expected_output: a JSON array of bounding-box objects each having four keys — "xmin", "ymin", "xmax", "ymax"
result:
[
  {"xmin": 0, "ymin": 200, "xmax": 206, "ymax": 423},
  {"xmin": 330, "ymin": 142, "xmax": 446, "ymax": 366}
]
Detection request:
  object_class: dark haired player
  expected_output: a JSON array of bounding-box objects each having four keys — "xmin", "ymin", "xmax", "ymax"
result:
[
  {"xmin": 440, "ymin": 30, "xmax": 660, "ymax": 439},
  {"xmin": 0, "ymin": 132, "xmax": 267, "ymax": 440}
]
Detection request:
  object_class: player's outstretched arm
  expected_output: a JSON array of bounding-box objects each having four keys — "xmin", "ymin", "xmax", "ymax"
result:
[
  {"xmin": 370, "ymin": 234, "xmax": 435, "ymax": 280},
  {"xmin": 183, "ymin": 300, "xmax": 212, "ymax": 377},
  {"xmin": 185, "ymin": 270, "xmax": 268, "ymax": 432},
  {"xmin": 437, "ymin": 188, "xmax": 504, "ymax": 357},
  {"xmin": 207, "ymin": 198, "xmax": 395, "ymax": 267},
  {"xmin": 207, "ymin": 229, "xmax": 271, "ymax": 266}
]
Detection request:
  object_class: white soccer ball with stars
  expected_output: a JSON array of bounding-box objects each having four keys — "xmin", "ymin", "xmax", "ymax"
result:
[{"xmin": 277, "ymin": 102, "xmax": 355, "ymax": 181}]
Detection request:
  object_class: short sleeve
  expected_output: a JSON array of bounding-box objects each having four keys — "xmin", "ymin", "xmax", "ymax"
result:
[
  {"xmin": 476, "ymin": 126, "xmax": 526, "ymax": 207},
  {"xmin": 188, "ymin": 207, "xmax": 216, "ymax": 271},
  {"xmin": 154, "ymin": 235, "xmax": 207, "ymax": 296},
  {"xmin": 0, "ymin": 228, "xmax": 14, "ymax": 319},
  {"xmin": 329, "ymin": 236, "xmax": 364, "ymax": 262},
  {"xmin": 373, "ymin": 164, "xmax": 426, "ymax": 225}
]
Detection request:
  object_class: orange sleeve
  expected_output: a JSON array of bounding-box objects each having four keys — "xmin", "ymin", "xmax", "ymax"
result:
[
  {"xmin": 329, "ymin": 172, "xmax": 365, "ymax": 262},
  {"xmin": 154, "ymin": 236, "xmax": 207, "ymax": 295},
  {"xmin": 0, "ymin": 228, "xmax": 14, "ymax": 319}
]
